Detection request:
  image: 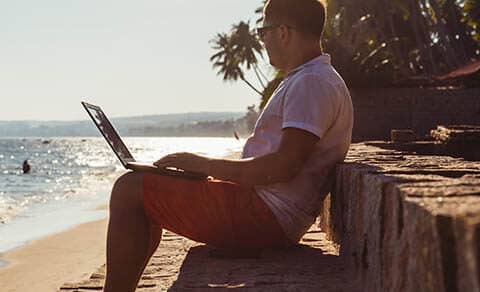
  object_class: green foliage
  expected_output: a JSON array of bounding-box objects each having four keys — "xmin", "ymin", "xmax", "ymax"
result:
[
  {"xmin": 464, "ymin": 0, "xmax": 480, "ymax": 40},
  {"xmin": 324, "ymin": 0, "xmax": 480, "ymax": 87},
  {"xmin": 210, "ymin": 21, "xmax": 267, "ymax": 96},
  {"xmin": 210, "ymin": 0, "xmax": 480, "ymax": 109}
]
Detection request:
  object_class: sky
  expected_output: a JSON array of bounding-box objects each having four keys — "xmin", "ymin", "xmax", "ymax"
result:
[{"xmin": 0, "ymin": 0, "xmax": 271, "ymax": 121}]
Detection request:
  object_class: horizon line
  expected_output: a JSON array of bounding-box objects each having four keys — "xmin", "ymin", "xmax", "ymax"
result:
[{"xmin": 0, "ymin": 110, "xmax": 247, "ymax": 123}]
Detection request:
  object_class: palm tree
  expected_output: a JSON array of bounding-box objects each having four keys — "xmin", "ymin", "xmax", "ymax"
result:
[
  {"xmin": 210, "ymin": 21, "xmax": 267, "ymax": 96},
  {"xmin": 254, "ymin": 0, "xmax": 267, "ymax": 24},
  {"xmin": 230, "ymin": 21, "xmax": 268, "ymax": 89}
]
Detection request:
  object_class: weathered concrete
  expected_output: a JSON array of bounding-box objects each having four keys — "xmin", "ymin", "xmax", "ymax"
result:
[
  {"xmin": 351, "ymin": 87, "xmax": 480, "ymax": 141},
  {"xmin": 320, "ymin": 143, "xmax": 480, "ymax": 292},
  {"xmin": 58, "ymin": 225, "xmax": 360, "ymax": 291},
  {"xmin": 365, "ymin": 139, "xmax": 480, "ymax": 161}
]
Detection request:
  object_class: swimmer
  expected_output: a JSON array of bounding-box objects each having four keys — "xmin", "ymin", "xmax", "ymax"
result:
[{"xmin": 22, "ymin": 160, "xmax": 31, "ymax": 174}]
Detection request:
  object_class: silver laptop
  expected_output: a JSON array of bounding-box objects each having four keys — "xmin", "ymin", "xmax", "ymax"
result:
[{"xmin": 82, "ymin": 101, "xmax": 208, "ymax": 180}]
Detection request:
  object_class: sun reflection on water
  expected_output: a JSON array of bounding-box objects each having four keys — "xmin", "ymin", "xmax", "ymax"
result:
[{"xmin": 0, "ymin": 137, "xmax": 243, "ymax": 225}]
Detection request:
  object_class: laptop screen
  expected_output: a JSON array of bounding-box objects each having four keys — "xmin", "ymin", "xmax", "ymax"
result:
[{"xmin": 82, "ymin": 102, "xmax": 135, "ymax": 167}]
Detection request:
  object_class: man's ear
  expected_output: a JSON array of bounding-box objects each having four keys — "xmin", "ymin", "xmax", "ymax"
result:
[{"xmin": 279, "ymin": 25, "xmax": 291, "ymax": 44}]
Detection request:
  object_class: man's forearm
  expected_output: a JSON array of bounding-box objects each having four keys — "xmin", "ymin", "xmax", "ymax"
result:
[
  {"xmin": 207, "ymin": 152, "xmax": 300, "ymax": 187},
  {"xmin": 154, "ymin": 129, "xmax": 317, "ymax": 186}
]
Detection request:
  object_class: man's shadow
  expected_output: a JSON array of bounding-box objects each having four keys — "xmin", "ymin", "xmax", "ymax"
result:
[{"xmin": 168, "ymin": 231, "xmax": 357, "ymax": 291}]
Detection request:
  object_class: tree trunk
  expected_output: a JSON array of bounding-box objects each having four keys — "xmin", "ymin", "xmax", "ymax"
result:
[
  {"xmin": 252, "ymin": 64, "xmax": 267, "ymax": 90},
  {"xmin": 241, "ymin": 75, "xmax": 263, "ymax": 96}
]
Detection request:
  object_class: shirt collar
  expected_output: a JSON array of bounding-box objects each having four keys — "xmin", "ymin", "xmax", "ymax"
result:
[{"xmin": 285, "ymin": 54, "xmax": 331, "ymax": 77}]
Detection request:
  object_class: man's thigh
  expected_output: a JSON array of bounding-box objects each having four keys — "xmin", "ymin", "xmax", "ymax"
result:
[{"xmin": 142, "ymin": 174, "xmax": 290, "ymax": 249}]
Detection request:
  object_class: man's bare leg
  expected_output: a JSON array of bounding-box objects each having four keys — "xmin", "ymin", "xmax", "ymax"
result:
[{"xmin": 104, "ymin": 172, "xmax": 162, "ymax": 292}]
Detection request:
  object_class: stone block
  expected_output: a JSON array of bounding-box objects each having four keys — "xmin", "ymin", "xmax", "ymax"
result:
[{"xmin": 321, "ymin": 143, "xmax": 480, "ymax": 292}]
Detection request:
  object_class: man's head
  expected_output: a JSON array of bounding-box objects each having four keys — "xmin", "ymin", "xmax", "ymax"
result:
[{"xmin": 259, "ymin": 0, "xmax": 326, "ymax": 70}]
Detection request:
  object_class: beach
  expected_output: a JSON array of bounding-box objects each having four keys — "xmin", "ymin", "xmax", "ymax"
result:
[
  {"xmin": 0, "ymin": 138, "xmax": 243, "ymax": 291},
  {"xmin": 0, "ymin": 218, "xmax": 108, "ymax": 292}
]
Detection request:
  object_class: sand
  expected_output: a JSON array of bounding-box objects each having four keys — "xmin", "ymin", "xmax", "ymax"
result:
[{"xmin": 0, "ymin": 218, "xmax": 108, "ymax": 292}]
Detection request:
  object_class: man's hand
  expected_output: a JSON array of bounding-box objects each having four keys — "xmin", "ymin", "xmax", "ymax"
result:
[
  {"xmin": 153, "ymin": 128, "xmax": 318, "ymax": 186},
  {"xmin": 154, "ymin": 152, "xmax": 211, "ymax": 174}
]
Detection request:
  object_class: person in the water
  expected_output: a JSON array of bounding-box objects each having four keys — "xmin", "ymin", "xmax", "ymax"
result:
[{"xmin": 22, "ymin": 160, "xmax": 31, "ymax": 174}]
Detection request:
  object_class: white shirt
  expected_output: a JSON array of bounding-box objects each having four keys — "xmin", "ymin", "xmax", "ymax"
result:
[{"xmin": 242, "ymin": 54, "xmax": 354, "ymax": 242}]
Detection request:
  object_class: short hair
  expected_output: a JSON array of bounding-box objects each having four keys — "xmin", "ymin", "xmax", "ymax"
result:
[{"xmin": 264, "ymin": 0, "xmax": 326, "ymax": 40}]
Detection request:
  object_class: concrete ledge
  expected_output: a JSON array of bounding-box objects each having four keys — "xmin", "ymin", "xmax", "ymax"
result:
[
  {"xmin": 59, "ymin": 226, "xmax": 360, "ymax": 291},
  {"xmin": 321, "ymin": 143, "xmax": 480, "ymax": 292},
  {"xmin": 350, "ymin": 87, "xmax": 480, "ymax": 141}
]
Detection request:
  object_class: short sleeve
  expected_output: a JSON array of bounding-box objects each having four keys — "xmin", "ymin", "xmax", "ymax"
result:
[{"xmin": 282, "ymin": 73, "xmax": 337, "ymax": 139}]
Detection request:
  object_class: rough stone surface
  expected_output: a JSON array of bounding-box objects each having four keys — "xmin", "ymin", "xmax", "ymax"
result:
[
  {"xmin": 58, "ymin": 225, "xmax": 360, "ymax": 291},
  {"xmin": 369, "ymin": 124, "xmax": 480, "ymax": 161},
  {"xmin": 320, "ymin": 143, "xmax": 480, "ymax": 292}
]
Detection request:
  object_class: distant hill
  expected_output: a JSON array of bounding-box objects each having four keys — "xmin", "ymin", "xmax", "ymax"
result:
[{"xmin": 0, "ymin": 112, "xmax": 246, "ymax": 137}]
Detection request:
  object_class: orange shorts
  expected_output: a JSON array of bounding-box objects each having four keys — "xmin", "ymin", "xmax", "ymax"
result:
[{"xmin": 142, "ymin": 174, "xmax": 291, "ymax": 249}]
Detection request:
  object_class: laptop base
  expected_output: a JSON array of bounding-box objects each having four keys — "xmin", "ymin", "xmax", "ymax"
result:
[{"xmin": 126, "ymin": 162, "xmax": 209, "ymax": 180}]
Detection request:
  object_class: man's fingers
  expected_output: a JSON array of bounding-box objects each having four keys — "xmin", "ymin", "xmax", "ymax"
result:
[
  {"xmin": 153, "ymin": 152, "xmax": 195, "ymax": 168},
  {"xmin": 153, "ymin": 159, "xmax": 171, "ymax": 167},
  {"xmin": 154, "ymin": 157, "xmax": 183, "ymax": 167}
]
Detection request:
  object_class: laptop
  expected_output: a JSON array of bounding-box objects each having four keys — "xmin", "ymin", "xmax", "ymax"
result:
[{"xmin": 81, "ymin": 101, "xmax": 208, "ymax": 180}]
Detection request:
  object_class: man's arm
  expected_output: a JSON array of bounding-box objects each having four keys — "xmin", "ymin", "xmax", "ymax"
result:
[{"xmin": 154, "ymin": 127, "xmax": 319, "ymax": 187}]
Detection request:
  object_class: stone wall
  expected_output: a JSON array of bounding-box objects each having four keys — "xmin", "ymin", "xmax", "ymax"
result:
[
  {"xmin": 351, "ymin": 88, "xmax": 480, "ymax": 142},
  {"xmin": 320, "ymin": 143, "xmax": 480, "ymax": 292}
]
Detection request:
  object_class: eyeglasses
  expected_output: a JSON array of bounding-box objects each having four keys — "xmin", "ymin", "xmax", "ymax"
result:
[
  {"xmin": 256, "ymin": 24, "xmax": 295, "ymax": 41},
  {"xmin": 256, "ymin": 24, "xmax": 281, "ymax": 41}
]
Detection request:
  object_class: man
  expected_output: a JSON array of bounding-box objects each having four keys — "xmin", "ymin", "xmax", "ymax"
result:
[{"xmin": 103, "ymin": 0, "xmax": 353, "ymax": 291}]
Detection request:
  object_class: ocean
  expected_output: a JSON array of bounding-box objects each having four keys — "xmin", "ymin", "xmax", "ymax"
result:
[{"xmin": 0, "ymin": 137, "xmax": 243, "ymax": 254}]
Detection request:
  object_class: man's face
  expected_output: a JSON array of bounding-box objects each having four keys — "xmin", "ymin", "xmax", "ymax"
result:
[{"xmin": 260, "ymin": 16, "xmax": 283, "ymax": 68}]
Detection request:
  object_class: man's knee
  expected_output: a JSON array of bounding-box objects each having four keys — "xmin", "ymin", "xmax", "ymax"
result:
[{"xmin": 110, "ymin": 171, "xmax": 145, "ymax": 210}]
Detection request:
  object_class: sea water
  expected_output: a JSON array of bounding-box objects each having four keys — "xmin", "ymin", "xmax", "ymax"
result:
[{"xmin": 0, "ymin": 137, "xmax": 243, "ymax": 254}]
